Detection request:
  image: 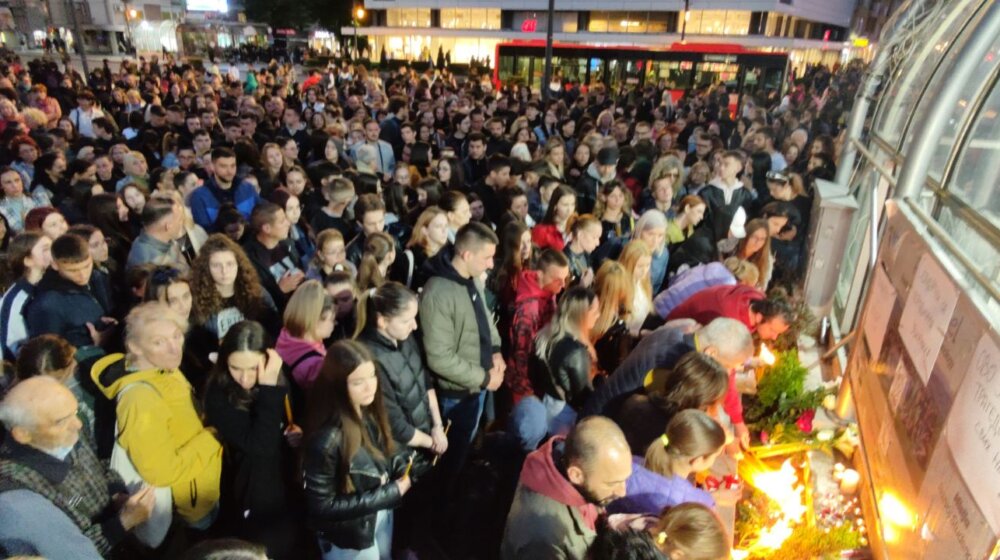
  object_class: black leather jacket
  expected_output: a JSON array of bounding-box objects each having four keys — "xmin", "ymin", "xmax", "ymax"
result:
[
  {"xmin": 303, "ymin": 417, "xmax": 406, "ymax": 549},
  {"xmin": 530, "ymin": 336, "xmax": 593, "ymax": 410}
]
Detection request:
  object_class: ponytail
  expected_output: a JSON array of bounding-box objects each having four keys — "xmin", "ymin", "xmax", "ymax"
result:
[
  {"xmin": 643, "ymin": 409, "xmax": 725, "ymax": 478},
  {"xmin": 357, "ymin": 232, "xmax": 394, "ymax": 292},
  {"xmin": 353, "ymin": 281, "xmax": 417, "ymax": 340}
]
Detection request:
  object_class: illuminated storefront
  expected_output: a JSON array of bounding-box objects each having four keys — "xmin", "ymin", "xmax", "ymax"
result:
[{"xmin": 347, "ymin": 4, "xmax": 858, "ymax": 72}]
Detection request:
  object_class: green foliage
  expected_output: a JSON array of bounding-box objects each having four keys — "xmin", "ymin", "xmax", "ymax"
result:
[
  {"xmin": 745, "ymin": 349, "xmax": 832, "ymax": 437},
  {"xmin": 734, "ymin": 488, "xmax": 772, "ymax": 549},
  {"xmin": 757, "ymin": 349, "xmax": 807, "ymax": 408},
  {"xmin": 758, "ymin": 525, "xmax": 862, "ymax": 560},
  {"xmin": 244, "ymin": 0, "xmax": 351, "ymax": 34},
  {"xmin": 735, "ymin": 489, "xmax": 862, "ymax": 559}
]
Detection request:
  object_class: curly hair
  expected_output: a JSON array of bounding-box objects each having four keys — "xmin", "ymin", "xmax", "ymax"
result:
[{"xmin": 190, "ymin": 234, "xmax": 264, "ymax": 324}]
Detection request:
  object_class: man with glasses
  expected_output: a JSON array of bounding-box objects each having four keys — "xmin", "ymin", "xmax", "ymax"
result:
[{"xmin": 685, "ymin": 131, "xmax": 715, "ymax": 168}]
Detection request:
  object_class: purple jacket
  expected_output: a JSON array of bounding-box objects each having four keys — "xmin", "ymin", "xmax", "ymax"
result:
[
  {"xmin": 654, "ymin": 262, "xmax": 736, "ymax": 319},
  {"xmin": 608, "ymin": 457, "xmax": 715, "ymax": 515},
  {"xmin": 275, "ymin": 328, "xmax": 326, "ymax": 388}
]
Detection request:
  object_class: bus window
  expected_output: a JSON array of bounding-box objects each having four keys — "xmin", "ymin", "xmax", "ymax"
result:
[
  {"xmin": 589, "ymin": 57, "xmax": 606, "ymax": 87},
  {"xmin": 694, "ymin": 60, "xmax": 740, "ymax": 89},
  {"xmin": 513, "ymin": 56, "xmax": 530, "ymax": 85},
  {"xmin": 650, "ymin": 60, "xmax": 693, "ymax": 90},
  {"xmin": 498, "ymin": 55, "xmax": 515, "ymax": 83},
  {"xmin": 608, "ymin": 59, "xmax": 623, "ymax": 90},
  {"xmin": 624, "ymin": 60, "xmax": 644, "ymax": 87},
  {"xmin": 555, "ymin": 57, "xmax": 587, "ymax": 84},
  {"xmin": 531, "ymin": 57, "xmax": 546, "ymax": 91}
]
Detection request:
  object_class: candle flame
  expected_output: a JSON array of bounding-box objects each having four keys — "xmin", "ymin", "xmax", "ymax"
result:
[
  {"xmin": 739, "ymin": 454, "xmax": 807, "ymax": 551},
  {"xmin": 760, "ymin": 343, "xmax": 776, "ymax": 366},
  {"xmin": 879, "ymin": 492, "xmax": 916, "ymax": 529}
]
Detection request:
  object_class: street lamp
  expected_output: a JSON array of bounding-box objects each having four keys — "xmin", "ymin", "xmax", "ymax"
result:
[{"xmin": 353, "ymin": 6, "xmax": 366, "ymax": 60}]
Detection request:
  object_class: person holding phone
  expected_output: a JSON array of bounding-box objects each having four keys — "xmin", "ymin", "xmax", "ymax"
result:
[
  {"xmin": 304, "ymin": 339, "xmax": 412, "ymax": 560},
  {"xmin": 203, "ymin": 320, "xmax": 305, "ymax": 559}
]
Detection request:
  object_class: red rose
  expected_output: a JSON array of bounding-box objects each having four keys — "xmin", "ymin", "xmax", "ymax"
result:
[{"xmin": 796, "ymin": 409, "xmax": 816, "ymax": 433}]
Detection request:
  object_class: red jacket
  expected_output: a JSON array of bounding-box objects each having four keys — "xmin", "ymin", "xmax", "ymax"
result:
[
  {"xmin": 531, "ymin": 223, "xmax": 565, "ymax": 252},
  {"xmin": 506, "ymin": 269, "xmax": 557, "ymax": 403},
  {"xmin": 665, "ymin": 284, "xmax": 764, "ymax": 425},
  {"xmin": 665, "ymin": 284, "xmax": 764, "ymax": 328}
]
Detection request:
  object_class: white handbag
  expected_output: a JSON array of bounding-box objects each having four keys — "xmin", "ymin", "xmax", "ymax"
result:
[{"xmin": 108, "ymin": 382, "xmax": 173, "ymax": 548}]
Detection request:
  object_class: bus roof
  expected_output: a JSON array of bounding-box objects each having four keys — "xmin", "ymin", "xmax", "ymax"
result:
[{"xmin": 496, "ymin": 40, "xmax": 787, "ymax": 56}]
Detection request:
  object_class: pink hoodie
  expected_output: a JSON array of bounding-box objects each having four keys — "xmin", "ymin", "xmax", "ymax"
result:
[
  {"xmin": 519, "ymin": 436, "xmax": 600, "ymax": 531},
  {"xmin": 275, "ymin": 328, "xmax": 326, "ymax": 387}
]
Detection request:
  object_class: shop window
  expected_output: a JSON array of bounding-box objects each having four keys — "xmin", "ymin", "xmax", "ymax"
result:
[
  {"xmin": 588, "ymin": 11, "xmax": 609, "ymax": 32},
  {"xmin": 588, "ymin": 11, "xmax": 650, "ymax": 33},
  {"xmin": 387, "ymin": 8, "xmax": 431, "ymax": 28},
  {"xmin": 441, "ymin": 8, "xmax": 500, "ymax": 30}
]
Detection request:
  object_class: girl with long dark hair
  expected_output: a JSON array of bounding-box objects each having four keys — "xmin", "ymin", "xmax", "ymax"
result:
[
  {"xmin": 203, "ymin": 320, "xmax": 304, "ymax": 558},
  {"xmin": 303, "ymin": 339, "xmax": 411, "ymax": 560}
]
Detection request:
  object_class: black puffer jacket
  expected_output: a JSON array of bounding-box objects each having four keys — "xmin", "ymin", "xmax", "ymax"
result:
[
  {"xmin": 357, "ymin": 329, "xmax": 433, "ymax": 445},
  {"xmin": 303, "ymin": 417, "xmax": 407, "ymax": 549},
  {"xmin": 530, "ymin": 336, "xmax": 593, "ymax": 410}
]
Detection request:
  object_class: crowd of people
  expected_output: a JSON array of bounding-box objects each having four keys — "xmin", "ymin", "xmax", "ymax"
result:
[{"xmin": 0, "ymin": 48, "xmax": 861, "ymax": 560}]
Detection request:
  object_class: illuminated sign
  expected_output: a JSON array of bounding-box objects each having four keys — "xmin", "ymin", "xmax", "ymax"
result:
[
  {"xmin": 702, "ymin": 54, "xmax": 736, "ymax": 63},
  {"xmin": 521, "ymin": 18, "xmax": 537, "ymax": 32}
]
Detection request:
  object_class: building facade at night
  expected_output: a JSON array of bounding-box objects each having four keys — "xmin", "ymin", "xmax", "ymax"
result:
[{"xmin": 345, "ymin": 0, "xmax": 866, "ymax": 72}]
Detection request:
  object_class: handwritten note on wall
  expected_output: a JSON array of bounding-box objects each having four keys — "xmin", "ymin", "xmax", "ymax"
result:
[
  {"xmin": 946, "ymin": 334, "xmax": 1000, "ymax": 533},
  {"xmin": 898, "ymin": 254, "xmax": 959, "ymax": 384},
  {"xmin": 863, "ymin": 264, "xmax": 897, "ymax": 359}
]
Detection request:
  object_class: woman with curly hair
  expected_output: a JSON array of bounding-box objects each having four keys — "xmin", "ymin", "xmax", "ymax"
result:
[{"xmin": 190, "ymin": 234, "xmax": 278, "ymax": 349}]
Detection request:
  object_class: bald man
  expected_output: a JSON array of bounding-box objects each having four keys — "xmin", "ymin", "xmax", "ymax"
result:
[
  {"xmin": 0, "ymin": 377, "xmax": 154, "ymax": 558},
  {"xmin": 502, "ymin": 416, "xmax": 632, "ymax": 560}
]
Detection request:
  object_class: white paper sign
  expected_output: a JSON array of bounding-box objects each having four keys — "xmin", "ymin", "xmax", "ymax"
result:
[
  {"xmin": 898, "ymin": 254, "xmax": 959, "ymax": 384},
  {"xmin": 946, "ymin": 333, "xmax": 1000, "ymax": 533},
  {"xmin": 863, "ymin": 264, "xmax": 897, "ymax": 359}
]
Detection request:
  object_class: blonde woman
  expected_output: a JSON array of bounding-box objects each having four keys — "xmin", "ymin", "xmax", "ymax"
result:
[
  {"xmin": 591, "ymin": 260, "xmax": 635, "ymax": 374},
  {"xmin": 619, "ymin": 240, "xmax": 654, "ymax": 336},
  {"xmin": 543, "ymin": 138, "xmax": 567, "ymax": 181},
  {"xmin": 275, "ymin": 280, "xmax": 335, "ymax": 388},
  {"xmin": 404, "ymin": 206, "xmax": 448, "ymax": 290}
]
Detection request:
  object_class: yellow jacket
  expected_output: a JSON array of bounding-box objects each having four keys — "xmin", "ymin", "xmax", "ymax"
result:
[{"xmin": 91, "ymin": 353, "xmax": 222, "ymax": 523}]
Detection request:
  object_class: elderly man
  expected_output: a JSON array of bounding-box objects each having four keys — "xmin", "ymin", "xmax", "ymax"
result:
[
  {"xmin": 583, "ymin": 317, "xmax": 754, "ymax": 420},
  {"xmin": 501, "ymin": 416, "xmax": 632, "ymax": 559},
  {"xmin": 0, "ymin": 377, "xmax": 155, "ymax": 559}
]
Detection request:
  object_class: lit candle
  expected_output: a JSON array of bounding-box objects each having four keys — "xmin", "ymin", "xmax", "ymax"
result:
[{"xmin": 840, "ymin": 469, "xmax": 860, "ymax": 494}]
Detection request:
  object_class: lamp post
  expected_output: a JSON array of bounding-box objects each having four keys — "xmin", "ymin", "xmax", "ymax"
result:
[
  {"xmin": 65, "ymin": 0, "xmax": 90, "ymax": 75},
  {"xmin": 123, "ymin": 2, "xmax": 138, "ymax": 54},
  {"xmin": 353, "ymin": 6, "xmax": 365, "ymax": 60},
  {"xmin": 681, "ymin": 0, "xmax": 690, "ymax": 42}
]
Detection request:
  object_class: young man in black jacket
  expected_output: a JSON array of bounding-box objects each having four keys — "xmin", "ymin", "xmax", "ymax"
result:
[
  {"xmin": 26, "ymin": 233, "xmax": 115, "ymax": 358},
  {"xmin": 243, "ymin": 202, "xmax": 305, "ymax": 311}
]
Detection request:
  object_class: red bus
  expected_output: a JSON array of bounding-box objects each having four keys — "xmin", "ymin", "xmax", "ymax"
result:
[{"xmin": 494, "ymin": 41, "xmax": 789, "ymax": 113}]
